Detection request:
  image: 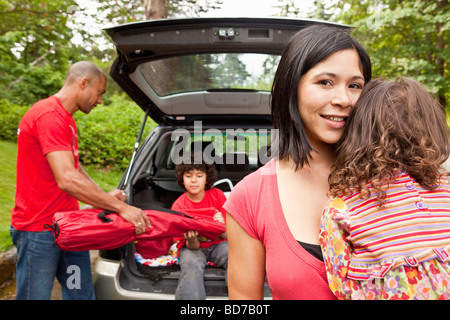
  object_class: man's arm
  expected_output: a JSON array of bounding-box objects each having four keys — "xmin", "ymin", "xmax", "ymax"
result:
[
  {"xmin": 78, "ymin": 164, "xmax": 126, "ymax": 202},
  {"xmin": 46, "ymin": 150, "xmax": 151, "ymax": 234}
]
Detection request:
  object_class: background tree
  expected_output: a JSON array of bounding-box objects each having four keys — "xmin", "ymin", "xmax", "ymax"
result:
[
  {"xmin": 276, "ymin": 0, "xmax": 448, "ymax": 109},
  {"xmin": 0, "ymin": 0, "xmax": 78, "ymax": 105},
  {"xmin": 96, "ymin": 0, "xmax": 223, "ymax": 24},
  {"xmin": 1, "ymin": 0, "xmax": 448, "ymax": 169},
  {"xmin": 209, "ymin": 54, "xmax": 251, "ymax": 89},
  {"xmin": 332, "ymin": 0, "xmax": 449, "ymax": 108},
  {"xmin": 144, "ymin": 0, "xmax": 167, "ymax": 19}
]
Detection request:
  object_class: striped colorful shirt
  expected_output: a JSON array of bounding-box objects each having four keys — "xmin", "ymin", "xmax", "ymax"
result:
[{"xmin": 319, "ymin": 171, "xmax": 450, "ymax": 300}]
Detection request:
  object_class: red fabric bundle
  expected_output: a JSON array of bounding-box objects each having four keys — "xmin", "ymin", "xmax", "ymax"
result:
[
  {"xmin": 48, "ymin": 207, "xmax": 225, "ymax": 253},
  {"xmin": 135, "ymin": 207, "xmax": 226, "ymax": 259}
]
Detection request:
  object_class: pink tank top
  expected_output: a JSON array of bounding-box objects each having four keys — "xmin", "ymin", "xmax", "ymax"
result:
[{"xmin": 224, "ymin": 158, "xmax": 336, "ymax": 300}]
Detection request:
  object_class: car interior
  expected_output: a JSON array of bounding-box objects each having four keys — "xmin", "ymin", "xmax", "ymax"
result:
[
  {"xmin": 118, "ymin": 129, "xmax": 272, "ymax": 295},
  {"xmin": 131, "ymin": 130, "xmax": 271, "ymax": 210}
]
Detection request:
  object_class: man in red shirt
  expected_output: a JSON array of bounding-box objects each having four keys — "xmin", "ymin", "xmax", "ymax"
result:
[{"xmin": 10, "ymin": 61, "xmax": 151, "ymax": 300}]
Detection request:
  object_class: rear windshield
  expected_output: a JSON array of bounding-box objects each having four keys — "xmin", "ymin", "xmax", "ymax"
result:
[{"xmin": 138, "ymin": 53, "xmax": 280, "ymax": 96}]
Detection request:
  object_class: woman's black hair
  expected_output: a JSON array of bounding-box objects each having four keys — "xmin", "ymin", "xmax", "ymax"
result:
[{"xmin": 271, "ymin": 24, "xmax": 372, "ymax": 170}]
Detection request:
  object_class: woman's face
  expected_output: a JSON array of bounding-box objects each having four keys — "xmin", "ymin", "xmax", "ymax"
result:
[{"xmin": 297, "ymin": 49, "xmax": 365, "ymax": 147}]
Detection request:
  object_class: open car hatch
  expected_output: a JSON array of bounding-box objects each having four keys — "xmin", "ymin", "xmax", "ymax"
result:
[{"xmin": 105, "ymin": 17, "xmax": 349, "ymax": 125}]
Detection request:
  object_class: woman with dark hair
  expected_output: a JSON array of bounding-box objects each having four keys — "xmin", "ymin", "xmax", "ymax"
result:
[
  {"xmin": 320, "ymin": 77, "xmax": 450, "ymax": 300},
  {"xmin": 224, "ymin": 24, "xmax": 372, "ymax": 300}
]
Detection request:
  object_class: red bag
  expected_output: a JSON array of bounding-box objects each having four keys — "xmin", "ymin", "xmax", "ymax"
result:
[
  {"xmin": 135, "ymin": 207, "xmax": 226, "ymax": 259},
  {"xmin": 47, "ymin": 207, "xmax": 225, "ymax": 252}
]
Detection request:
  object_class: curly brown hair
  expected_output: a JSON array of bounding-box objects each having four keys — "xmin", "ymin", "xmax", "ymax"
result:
[
  {"xmin": 329, "ymin": 77, "xmax": 450, "ymax": 205},
  {"xmin": 175, "ymin": 153, "xmax": 218, "ymax": 191}
]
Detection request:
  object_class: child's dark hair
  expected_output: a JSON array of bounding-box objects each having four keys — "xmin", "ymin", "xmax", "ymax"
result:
[
  {"xmin": 329, "ymin": 77, "xmax": 450, "ymax": 205},
  {"xmin": 175, "ymin": 153, "xmax": 218, "ymax": 190}
]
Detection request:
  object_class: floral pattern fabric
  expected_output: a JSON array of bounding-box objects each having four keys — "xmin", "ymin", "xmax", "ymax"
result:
[
  {"xmin": 320, "ymin": 197, "xmax": 450, "ymax": 300},
  {"xmin": 135, "ymin": 241, "xmax": 218, "ymax": 268}
]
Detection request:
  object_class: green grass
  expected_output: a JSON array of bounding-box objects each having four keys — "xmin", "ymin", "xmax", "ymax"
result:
[
  {"xmin": 0, "ymin": 140, "xmax": 124, "ymax": 253},
  {"xmin": 0, "ymin": 140, "xmax": 17, "ymax": 252}
]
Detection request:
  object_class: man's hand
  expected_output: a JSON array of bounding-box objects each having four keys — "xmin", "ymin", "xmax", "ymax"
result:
[
  {"xmin": 109, "ymin": 190, "xmax": 150, "ymax": 234},
  {"xmin": 118, "ymin": 204, "xmax": 151, "ymax": 235},
  {"xmin": 109, "ymin": 189, "xmax": 127, "ymax": 202}
]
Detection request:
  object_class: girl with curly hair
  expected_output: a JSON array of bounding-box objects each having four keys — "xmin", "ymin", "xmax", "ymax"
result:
[{"xmin": 320, "ymin": 77, "xmax": 450, "ymax": 300}]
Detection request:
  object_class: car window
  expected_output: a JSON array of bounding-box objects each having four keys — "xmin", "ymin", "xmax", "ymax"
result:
[
  {"xmin": 138, "ymin": 53, "xmax": 280, "ymax": 96},
  {"xmin": 161, "ymin": 129, "xmax": 272, "ymax": 170}
]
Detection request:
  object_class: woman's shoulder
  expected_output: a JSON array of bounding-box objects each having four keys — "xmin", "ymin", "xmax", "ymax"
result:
[
  {"xmin": 225, "ymin": 158, "xmax": 278, "ymax": 214},
  {"xmin": 239, "ymin": 158, "xmax": 277, "ymax": 188}
]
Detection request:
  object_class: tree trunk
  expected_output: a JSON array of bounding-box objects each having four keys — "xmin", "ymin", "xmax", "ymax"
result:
[{"xmin": 143, "ymin": 0, "xmax": 167, "ymax": 20}]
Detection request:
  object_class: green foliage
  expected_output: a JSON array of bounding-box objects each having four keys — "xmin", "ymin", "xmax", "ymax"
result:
[
  {"xmin": 94, "ymin": 0, "xmax": 223, "ymax": 22},
  {"xmin": 0, "ymin": 99, "xmax": 28, "ymax": 141},
  {"xmin": 210, "ymin": 54, "xmax": 251, "ymax": 88},
  {"xmin": 0, "ymin": 140, "xmax": 17, "ymax": 252},
  {"xmin": 0, "ymin": 94, "xmax": 157, "ymax": 171},
  {"xmin": 82, "ymin": 163, "xmax": 124, "ymax": 191},
  {"xmin": 74, "ymin": 93, "xmax": 157, "ymax": 170},
  {"xmin": 0, "ymin": 0, "xmax": 76, "ymax": 105},
  {"xmin": 4, "ymin": 64, "xmax": 66, "ymax": 106},
  {"xmin": 329, "ymin": 0, "xmax": 449, "ymax": 109}
]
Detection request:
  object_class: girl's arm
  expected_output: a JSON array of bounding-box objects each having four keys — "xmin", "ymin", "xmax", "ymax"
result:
[
  {"xmin": 227, "ymin": 213, "xmax": 266, "ymax": 299},
  {"xmin": 214, "ymin": 211, "xmax": 227, "ymax": 239}
]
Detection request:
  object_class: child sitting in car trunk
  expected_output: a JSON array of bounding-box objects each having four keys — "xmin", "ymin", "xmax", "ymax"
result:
[{"xmin": 171, "ymin": 152, "xmax": 228, "ymax": 300}]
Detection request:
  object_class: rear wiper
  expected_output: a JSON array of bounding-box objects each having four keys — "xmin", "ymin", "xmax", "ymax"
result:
[{"xmin": 206, "ymin": 88, "xmax": 258, "ymax": 93}]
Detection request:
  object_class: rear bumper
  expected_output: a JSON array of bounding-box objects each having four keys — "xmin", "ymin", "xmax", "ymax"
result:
[{"xmin": 93, "ymin": 256, "xmax": 228, "ymax": 300}]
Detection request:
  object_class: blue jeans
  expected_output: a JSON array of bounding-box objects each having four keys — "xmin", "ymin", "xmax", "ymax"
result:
[
  {"xmin": 175, "ymin": 241, "xmax": 228, "ymax": 300},
  {"xmin": 10, "ymin": 226, "xmax": 95, "ymax": 300}
]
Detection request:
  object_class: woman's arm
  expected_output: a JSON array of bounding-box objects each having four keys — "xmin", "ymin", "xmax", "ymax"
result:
[{"xmin": 226, "ymin": 213, "xmax": 266, "ymax": 300}]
